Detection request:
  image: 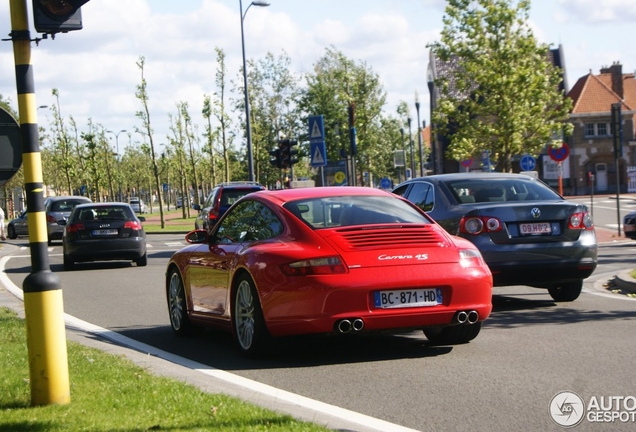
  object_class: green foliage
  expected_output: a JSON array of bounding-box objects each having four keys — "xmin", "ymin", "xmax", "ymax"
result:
[
  {"xmin": 428, "ymin": 0, "xmax": 573, "ymax": 172},
  {"xmin": 300, "ymin": 47, "xmax": 388, "ymax": 184}
]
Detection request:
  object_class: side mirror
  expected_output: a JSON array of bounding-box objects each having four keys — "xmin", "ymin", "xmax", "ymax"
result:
[
  {"xmin": 192, "ymin": 204, "xmax": 201, "ymax": 211},
  {"xmin": 58, "ymin": 220, "xmax": 67, "ymax": 226},
  {"xmin": 138, "ymin": 216, "xmax": 146, "ymax": 222},
  {"xmin": 185, "ymin": 229, "xmax": 208, "ymax": 244}
]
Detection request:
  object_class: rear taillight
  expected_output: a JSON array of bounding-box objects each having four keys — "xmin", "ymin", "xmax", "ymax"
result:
[
  {"xmin": 459, "ymin": 248, "xmax": 487, "ymax": 268},
  {"xmin": 568, "ymin": 211, "xmax": 594, "ymax": 230},
  {"xmin": 66, "ymin": 223, "xmax": 85, "ymax": 233},
  {"xmin": 280, "ymin": 257, "xmax": 347, "ymax": 276},
  {"xmin": 124, "ymin": 221, "xmax": 143, "ymax": 230},
  {"xmin": 459, "ymin": 216, "xmax": 503, "ymax": 235},
  {"xmin": 46, "ymin": 214, "xmax": 57, "ymax": 223}
]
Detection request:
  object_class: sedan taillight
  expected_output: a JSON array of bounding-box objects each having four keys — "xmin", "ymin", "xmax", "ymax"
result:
[
  {"xmin": 459, "ymin": 216, "xmax": 503, "ymax": 235},
  {"xmin": 124, "ymin": 221, "xmax": 143, "ymax": 230},
  {"xmin": 568, "ymin": 211, "xmax": 594, "ymax": 230},
  {"xmin": 46, "ymin": 214, "xmax": 57, "ymax": 223},
  {"xmin": 280, "ymin": 257, "xmax": 347, "ymax": 276},
  {"xmin": 66, "ymin": 223, "xmax": 85, "ymax": 233}
]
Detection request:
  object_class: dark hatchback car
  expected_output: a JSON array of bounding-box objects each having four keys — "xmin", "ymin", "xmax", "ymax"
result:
[
  {"xmin": 62, "ymin": 203, "xmax": 147, "ymax": 270},
  {"xmin": 194, "ymin": 181, "xmax": 265, "ymax": 231},
  {"xmin": 393, "ymin": 173, "xmax": 598, "ymax": 302}
]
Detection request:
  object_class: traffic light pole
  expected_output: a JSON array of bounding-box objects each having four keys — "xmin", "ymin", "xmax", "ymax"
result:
[{"xmin": 9, "ymin": 0, "xmax": 70, "ymax": 406}]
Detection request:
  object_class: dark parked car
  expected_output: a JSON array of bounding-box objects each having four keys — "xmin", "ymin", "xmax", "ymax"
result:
[
  {"xmin": 62, "ymin": 203, "xmax": 147, "ymax": 270},
  {"xmin": 393, "ymin": 173, "xmax": 598, "ymax": 302},
  {"xmin": 624, "ymin": 211, "xmax": 636, "ymax": 239},
  {"xmin": 194, "ymin": 181, "xmax": 265, "ymax": 231},
  {"xmin": 7, "ymin": 196, "xmax": 92, "ymax": 244},
  {"xmin": 167, "ymin": 187, "xmax": 492, "ymax": 356}
]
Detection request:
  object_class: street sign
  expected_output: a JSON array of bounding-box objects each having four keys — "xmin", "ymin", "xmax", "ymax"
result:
[
  {"xmin": 308, "ymin": 115, "xmax": 325, "ymax": 142},
  {"xmin": 0, "ymin": 106, "xmax": 21, "ymax": 187},
  {"xmin": 548, "ymin": 143, "xmax": 569, "ymax": 162},
  {"xmin": 380, "ymin": 177, "xmax": 392, "ymax": 189},
  {"xmin": 461, "ymin": 158, "xmax": 473, "ymax": 168},
  {"xmin": 310, "ymin": 141, "xmax": 327, "ymax": 167},
  {"xmin": 520, "ymin": 155, "xmax": 536, "ymax": 171}
]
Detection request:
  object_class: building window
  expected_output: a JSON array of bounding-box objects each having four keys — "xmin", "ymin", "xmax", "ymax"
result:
[{"xmin": 584, "ymin": 122, "xmax": 610, "ymax": 137}]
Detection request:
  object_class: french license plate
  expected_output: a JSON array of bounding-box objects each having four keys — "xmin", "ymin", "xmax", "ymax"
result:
[
  {"xmin": 519, "ymin": 222, "xmax": 551, "ymax": 235},
  {"xmin": 92, "ymin": 229, "xmax": 118, "ymax": 236},
  {"xmin": 374, "ymin": 288, "xmax": 442, "ymax": 309}
]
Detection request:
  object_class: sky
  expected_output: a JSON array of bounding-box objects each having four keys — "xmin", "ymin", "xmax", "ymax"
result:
[{"xmin": 1, "ymin": 0, "xmax": 635, "ymax": 154}]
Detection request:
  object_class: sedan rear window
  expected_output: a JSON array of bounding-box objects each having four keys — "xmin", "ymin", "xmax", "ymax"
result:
[
  {"xmin": 444, "ymin": 178, "xmax": 561, "ymax": 203},
  {"xmin": 284, "ymin": 196, "xmax": 430, "ymax": 229},
  {"xmin": 75, "ymin": 207, "xmax": 134, "ymax": 222}
]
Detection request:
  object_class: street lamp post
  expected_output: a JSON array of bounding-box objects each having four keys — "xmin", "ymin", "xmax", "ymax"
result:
[
  {"xmin": 107, "ymin": 129, "xmax": 127, "ymax": 201},
  {"xmin": 415, "ymin": 90, "xmax": 424, "ymax": 177},
  {"xmin": 240, "ymin": 0, "xmax": 270, "ymax": 182},
  {"xmin": 407, "ymin": 117, "xmax": 415, "ymax": 178}
]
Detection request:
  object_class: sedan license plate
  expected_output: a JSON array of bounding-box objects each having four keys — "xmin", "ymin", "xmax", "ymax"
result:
[
  {"xmin": 92, "ymin": 229, "xmax": 118, "ymax": 236},
  {"xmin": 374, "ymin": 288, "xmax": 442, "ymax": 309},
  {"xmin": 519, "ymin": 222, "xmax": 552, "ymax": 235}
]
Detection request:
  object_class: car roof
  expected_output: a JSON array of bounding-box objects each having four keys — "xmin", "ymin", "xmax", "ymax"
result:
[
  {"xmin": 408, "ymin": 172, "xmax": 537, "ymax": 181},
  {"xmin": 216, "ymin": 182, "xmax": 265, "ymax": 190},
  {"xmin": 75, "ymin": 202, "xmax": 132, "ymax": 209}
]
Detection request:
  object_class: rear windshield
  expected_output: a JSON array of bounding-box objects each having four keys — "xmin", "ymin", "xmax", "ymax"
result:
[
  {"xmin": 443, "ymin": 177, "xmax": 561, "ymax": 203},
  {"xmin": 74, "ymin": 206, "xmax": 135, "ymax": 222},
  {"xmin": 221, "ymin": 189, "xmax": 263, "ymax": 207},
  {"xmin": 50, "ymin": 199, "xmax": 90, "ymax": 212},
  {"xmin": 283, "ymin": 195, "xmax": 430, "ymax": 229}
]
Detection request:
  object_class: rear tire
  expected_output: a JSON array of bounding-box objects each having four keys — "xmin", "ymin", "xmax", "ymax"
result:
[
  {"xmin": 233, "ymin": 274, "xmax": 269, "ymax": 357},
  {"xmin": 8, "ymin": 225, "xmax": 17, "ymax": 239},
  {"xmin": 136, "ymin": 252, "xmax": 148, "ymax": 267},
  {"xmin": 167, "ymin": 268, "xmax": 198, "ymax": 335},
  {"xmin": 548, "ymin": 280, "xmax": 583, "ymax": 302},
  {"xmin": 424, "ymin": 322, "xmax": 482, "ymax": 345},
  {"xmin": 63, "ymin": 254, "xmax": 75, "ymax": 271}
]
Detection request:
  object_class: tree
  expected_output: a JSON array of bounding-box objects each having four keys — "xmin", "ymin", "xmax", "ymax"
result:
[
  {"xmin": 301, "ymin": 47, "xmax": 387, "ymax": 185},
  {"xmin": 135, "ymin": 56, "xmax": 165, "ymax": 228},
  {"xmin": 428, "ymin": 0, "xmax": 573, "ymax": 172}
]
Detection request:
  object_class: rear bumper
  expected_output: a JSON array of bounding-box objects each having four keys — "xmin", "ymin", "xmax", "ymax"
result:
[{"xmin": 65, "ymin": 238, "xmax": 146, "ymax": 262}]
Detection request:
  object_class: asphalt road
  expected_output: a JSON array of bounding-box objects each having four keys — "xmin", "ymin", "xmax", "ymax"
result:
[{"xmin": 2, "ymin": 234, "xmax": 636, "ymax": 431}]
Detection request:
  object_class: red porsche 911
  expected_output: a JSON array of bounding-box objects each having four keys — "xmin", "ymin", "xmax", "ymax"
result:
[{"xmin": 166, "ymin": 187, "xmax": 493, "ymax": 356}]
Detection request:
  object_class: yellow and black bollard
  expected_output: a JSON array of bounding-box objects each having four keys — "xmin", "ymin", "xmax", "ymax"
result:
[{"xmin": 9, "ymin": 0, "xmax": 70, "ymax": 405}]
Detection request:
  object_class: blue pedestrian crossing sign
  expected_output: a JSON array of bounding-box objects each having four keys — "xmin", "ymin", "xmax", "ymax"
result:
[
  {"xmin": 520, "ymin": 154, "xmax": 536, "ymax": 171},
  {"xmin": 308, "ymin": 115, "xmax": 325, "ymax": 142},
  {"xmin": 310, "ymin": 141, "xmax": 327, "ymax": 167}
]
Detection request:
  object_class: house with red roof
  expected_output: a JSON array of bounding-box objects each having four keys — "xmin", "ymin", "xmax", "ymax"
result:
[{"xmin": 566, "ymin": 63, "xmax": 636, "ymax": 194}]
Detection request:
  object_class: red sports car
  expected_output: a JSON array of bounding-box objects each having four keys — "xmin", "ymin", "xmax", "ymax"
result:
[{"xmin": 166, "ymin": 187, "xmax": 493, "ymax": 356}]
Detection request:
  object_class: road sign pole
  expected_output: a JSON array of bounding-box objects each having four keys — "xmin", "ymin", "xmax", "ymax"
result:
[{"xmin": 10, "ymin": 0, "xmax": 70, "ymax": 406}]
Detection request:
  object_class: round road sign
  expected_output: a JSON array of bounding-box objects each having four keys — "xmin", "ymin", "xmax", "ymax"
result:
[
  {"xmin": 520, "ymin": 155, "xmax": 536, "ymax": 171},
  {"xmin": 548, "ymin": 143, "xmax": 569, "ymax": 162}
]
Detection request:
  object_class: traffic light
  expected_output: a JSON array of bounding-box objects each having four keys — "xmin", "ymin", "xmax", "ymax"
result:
[
  {"xmin": 288, "ymin": 139, "xmax": 299, "ymax": 166},
  {"xmin": 277, "ymin": 139, "xmax": 299, "ymax": 168},
  {"xmin": 32, "ymin": 0, "xmax": 90, "ymax": 34},
  {"xmin": 269, "ymin": 147, "xmax": 282, "ymax": 169}
]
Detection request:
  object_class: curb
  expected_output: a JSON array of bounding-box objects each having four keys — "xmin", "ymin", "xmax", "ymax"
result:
[{"xmin": 612, "ymin": 270, "xmax": 636, "ymax": 294}]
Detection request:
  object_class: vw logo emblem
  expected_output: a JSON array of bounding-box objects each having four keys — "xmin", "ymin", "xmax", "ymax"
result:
[{"xmin": 531, "ymin": 207, "xmax": 541, "ymax": 218}]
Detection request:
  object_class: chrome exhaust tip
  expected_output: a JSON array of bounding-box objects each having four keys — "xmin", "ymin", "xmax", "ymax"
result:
[
  {"xmin": 352, "ymin": 318, "xmax": 365, "ymax": 331},
  {"xmin": 337, "ymin": 319, "xmax": 352, "ymax": 333},
  {"xmin": 467, "ymin": 310, "xmax": 479, "ymax": 324},
  {"xmin": 456, "ymin": 311, "xmax": 468, "ymax": 324}
]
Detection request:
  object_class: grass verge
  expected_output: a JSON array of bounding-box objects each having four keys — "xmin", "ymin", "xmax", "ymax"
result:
[{"xmin": 0, "ymin": 307, "xmax": 327, "ymax": 432}]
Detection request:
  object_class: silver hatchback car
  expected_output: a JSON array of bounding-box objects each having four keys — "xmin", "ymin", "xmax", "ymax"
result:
[{"xmin": 44, "ymin": 196, "xmax": 92, "ymax": 244}]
